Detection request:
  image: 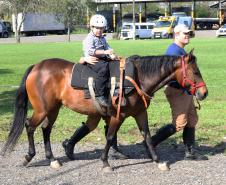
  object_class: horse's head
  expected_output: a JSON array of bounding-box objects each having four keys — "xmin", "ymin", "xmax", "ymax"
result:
[{"xmin": 175, "ymin": 49, "xmax": 208, "ymax": 100}]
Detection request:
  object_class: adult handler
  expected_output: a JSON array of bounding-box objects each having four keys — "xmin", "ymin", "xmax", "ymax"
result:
[{"xmin": 151, "ymin": 24, "xmax": 208, "ymax": 160}]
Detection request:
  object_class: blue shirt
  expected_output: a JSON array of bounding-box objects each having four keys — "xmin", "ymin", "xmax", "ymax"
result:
[
  {"xmin": 165, "ymin": 43, "xmax": 186, "ymax": 56},
  {"xmin": 83, "ymin": 31, "xmax": 111, "ymax": 58},
  {"xmin": 165, "ymin": 43, "xmax": 186, "ymax": 89}
]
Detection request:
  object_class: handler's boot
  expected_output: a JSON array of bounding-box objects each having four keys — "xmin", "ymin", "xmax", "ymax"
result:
[
  {"xmin": 151, "ymin": 124, "xmax": 177, "ymax": 147},
  {"xmin": 62, "ymin": 122, "xmax": 90, "ymax": 160},
  {"xmin": 104, "ymin": 125, "xmax": 129, "ymax": 160},
  {"xmin": 183, "ymin": 127, "xmax": 208, "ymax": 161},
  {"xmin": 141, "ymin": 124, "xmax": 176, "ymax": 159}
]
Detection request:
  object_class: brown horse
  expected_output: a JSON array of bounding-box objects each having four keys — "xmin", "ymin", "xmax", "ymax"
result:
[{"xmin": 1, "ymin": 50, "xmax": 208, "ymax": 171}]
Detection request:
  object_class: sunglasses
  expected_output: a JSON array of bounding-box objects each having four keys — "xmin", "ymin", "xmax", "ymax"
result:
[{"xmin": 183, "ymin": 32, "xmax": 190, "ymax": 35}]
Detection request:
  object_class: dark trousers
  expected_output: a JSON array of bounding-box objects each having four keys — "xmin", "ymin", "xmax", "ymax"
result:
[{"xmin": 88, "ymin": 60, "xmax": 109, "ymax": 97}]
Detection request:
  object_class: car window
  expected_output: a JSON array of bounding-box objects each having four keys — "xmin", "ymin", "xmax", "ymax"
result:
[
  {"xmin": 148, "ymin": 25, "xmax": 154, "ymax": 29},
  {"xmin": 155, "ymin": 21, "xmax": 171, "ymax": 28},
  {"xmin": 140, "ymin": 25, "xmax": 147, "ymax": 29}
]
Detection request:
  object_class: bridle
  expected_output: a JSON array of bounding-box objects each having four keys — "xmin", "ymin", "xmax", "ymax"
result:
[{"xmin": 181, "ymin": 56, "xmax": 206, "ymax": 95}]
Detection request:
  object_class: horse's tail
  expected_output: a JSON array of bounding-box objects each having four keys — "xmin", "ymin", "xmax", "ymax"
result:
[{"xmin": 1, "ymin": 65, "xmax": 34, "ymax": 156}]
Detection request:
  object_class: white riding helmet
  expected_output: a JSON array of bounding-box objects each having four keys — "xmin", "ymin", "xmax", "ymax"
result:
[{"xmin": 90, "ymin": 14, "xmax": 107, "ymax": 28}]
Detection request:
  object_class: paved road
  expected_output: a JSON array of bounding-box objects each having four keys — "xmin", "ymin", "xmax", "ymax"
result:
[{"xmin": 0, "ymin": 30, "xmax": 217, "ymax": 44}]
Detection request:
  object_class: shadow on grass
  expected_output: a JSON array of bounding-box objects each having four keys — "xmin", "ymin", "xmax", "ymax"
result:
[
  {"xmin": 0, "ymin": 89, "xmax": 16, "ymax": 116},
  {"xmin": 0, "ymin": 69, "xmax": 14, "ymax": 75}
]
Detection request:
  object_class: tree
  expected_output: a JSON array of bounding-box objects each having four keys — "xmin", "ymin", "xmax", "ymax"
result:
[
  {"xmin": 2, "ymin": 0, "xmax": 45, "ymax": 43},
  {"xmin": 45, "ymin": 0, "xmax": 95, "ymax": 42}
]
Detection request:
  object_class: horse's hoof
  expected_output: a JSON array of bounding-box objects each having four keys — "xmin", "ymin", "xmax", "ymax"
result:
[
  {"xmin": 157, "ymin": 162, "xmax": 170, "ymax": 171},
  {"xmin": 22, "ymin": 158, "xmax": 30, "ymax": 166},
  {"xmin": 50, "ymin": 160, "xmax": 62, "ymax": 169},
  {"xmin": 102, "ymin": 166, "xmax": 113, "ymax": 173}
]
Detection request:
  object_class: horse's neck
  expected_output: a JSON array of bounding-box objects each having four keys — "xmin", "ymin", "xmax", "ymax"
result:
[
  {"xmin": 149, "ymin": 73, "xmax": 175, "ymax": 94},
  {"xmin": 139, "ymin": 61, "xmax": 178, "ymax": 95}
]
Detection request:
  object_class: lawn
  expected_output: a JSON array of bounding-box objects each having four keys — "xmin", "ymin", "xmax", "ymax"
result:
[{"xmin": 0, "ymin": 38, "xmax": 226, "ymax": 147}]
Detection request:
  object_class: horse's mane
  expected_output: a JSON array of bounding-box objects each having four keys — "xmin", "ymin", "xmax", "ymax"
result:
[{"xmin": 127, "ymin": 55, "xmax": 180, "ymax": 77}]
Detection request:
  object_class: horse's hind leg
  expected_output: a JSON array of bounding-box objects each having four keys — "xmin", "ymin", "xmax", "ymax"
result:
[
  {"xmin": 24, "ymin": 111, "xmax": 46, "ymax": 166},
  {"xmin": 42, "ymin": 108, "xmax": 61, "ymax": 169}
]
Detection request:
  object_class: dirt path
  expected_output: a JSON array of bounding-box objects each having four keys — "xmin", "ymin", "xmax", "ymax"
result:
[{"xmin": 0, "ymin": 142, "xmax": 226, "ymax": 185}]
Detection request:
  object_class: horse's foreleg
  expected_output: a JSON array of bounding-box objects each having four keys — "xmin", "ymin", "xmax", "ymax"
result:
[
  {"xmin": 104, "ymin": 122, "xmax": 128, "ymax": 159},
  {"xmin": 101, "ymin": 116, "xmax": 122, "ymax": 172},
  {"xmin": 133, "ymin": 111, "xmax": 158, "ymax": 162}
]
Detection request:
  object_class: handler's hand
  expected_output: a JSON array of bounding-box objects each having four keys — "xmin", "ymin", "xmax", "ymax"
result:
[
  {"xmin": 109, "ymin": 54, "xmax": 117, "ymax": 60},
  {"xmin": 104, "ymin": 49, "xmax": 114, "ymax": 55}
]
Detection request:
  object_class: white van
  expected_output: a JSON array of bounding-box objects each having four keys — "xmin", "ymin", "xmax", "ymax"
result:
[{"xmin": 120, "ymin": 22, "xmax": 155, "ymax": 40}]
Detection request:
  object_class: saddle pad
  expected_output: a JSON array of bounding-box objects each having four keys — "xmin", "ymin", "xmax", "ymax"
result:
[
  {"xmin": 71, "ymin": 63, "xmax": 97, "ymax": 89},
  {"xmin": 71, "ymin": 59, "xmax": 135, "ymax": 93}
]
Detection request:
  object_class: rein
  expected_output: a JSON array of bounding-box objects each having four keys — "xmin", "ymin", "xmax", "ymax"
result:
[{"xmin": 181, "ymin": 56, "xmax": 206, "ymax": 95}]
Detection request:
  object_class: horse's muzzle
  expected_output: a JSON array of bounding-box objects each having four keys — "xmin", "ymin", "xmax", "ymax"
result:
[{"xmin": 195, "ymin": 87, "xmax": 208, "ymax": 101}]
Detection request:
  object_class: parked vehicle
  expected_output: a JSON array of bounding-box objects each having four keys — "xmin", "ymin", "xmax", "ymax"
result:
[
  {"xmin": 152, "ymin": 16, "xmax": 177, "ymax": 39},
  {"xmin": 177, "ymin": 16, "xmax": 195, "ymax": 37},
  {"xmin": 2, "ymin": 21, "xmax": 12, "ymax": 33},
  {"xmin": 216, "ymin": 24, "xmax": 226, "ymax": 37},
  {"xmin": 152, "ymin": 16, "xmax": 194, "ymax": 39},
  {"xmin": 172, "ymin": 8, "xmax": 226, "ymax": 30},
  {"xmin": 194, "ymin": 17, "xmax": 225, "ymax": 30},
  {"xmin": 12, "ymin": 13, "xmax": 67, "ymax": 36},
  {"xmin": 120, "ymin": 22, "xmax": 155, "ymax": 40},
  {"xmin": 0, "ymin": 21, "xmax": 9, "ymax": 38}
]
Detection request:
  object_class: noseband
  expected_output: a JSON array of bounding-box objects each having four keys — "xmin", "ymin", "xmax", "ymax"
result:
[{"xmin": 181, "ymin": 56, "xmax": 206, "ymax": 95}]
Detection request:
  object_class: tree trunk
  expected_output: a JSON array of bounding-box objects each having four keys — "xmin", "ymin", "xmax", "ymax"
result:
[
  {"xmin": 67, "ymin": 27, "xmax": 71, "ymax": 42},
  {"xmin": 15, "ymin": 30, "xmax": 21, "ymax": 43}
]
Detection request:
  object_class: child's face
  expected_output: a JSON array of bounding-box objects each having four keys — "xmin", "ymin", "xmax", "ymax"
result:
[{"xmin": 92, "ymin": 26, "xmax": 104, "ymax": 37}]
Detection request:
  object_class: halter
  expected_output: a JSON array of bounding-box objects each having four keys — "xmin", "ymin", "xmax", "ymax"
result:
[{"xmin": 181, "ymin": 56, "xmax": 206, "ymax": 95}]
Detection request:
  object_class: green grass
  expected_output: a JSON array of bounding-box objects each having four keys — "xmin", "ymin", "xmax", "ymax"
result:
[{"xmin": 0, "ymin": 38, "xmax": 226, "ymax": 147}]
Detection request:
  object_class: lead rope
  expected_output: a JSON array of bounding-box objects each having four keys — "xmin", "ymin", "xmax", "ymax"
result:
[{"xmin": 194, "ymin": 97, "xmax": 201, "ymax": 110}]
